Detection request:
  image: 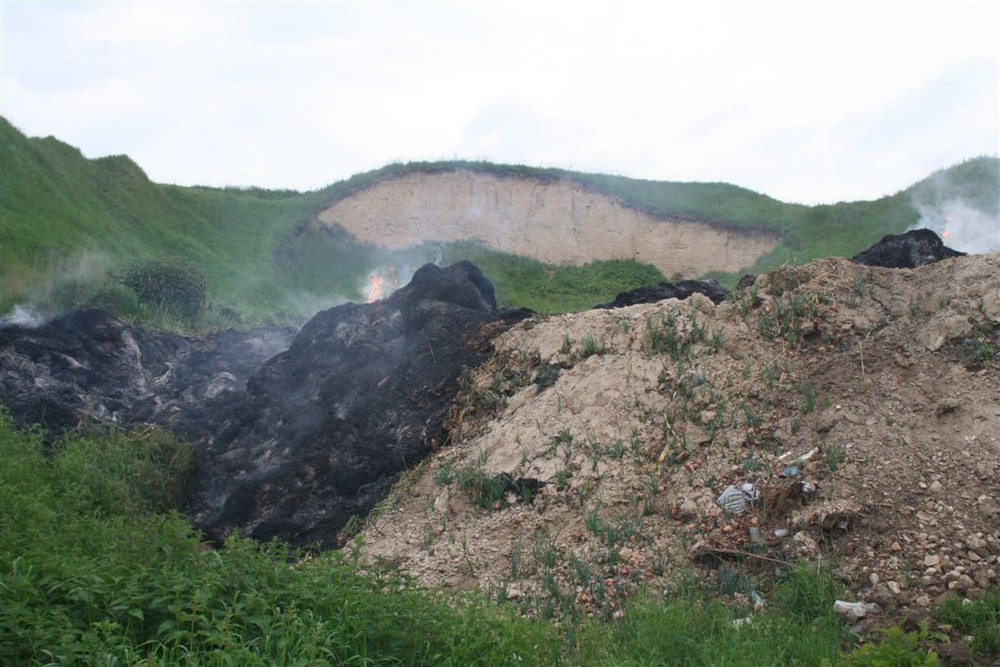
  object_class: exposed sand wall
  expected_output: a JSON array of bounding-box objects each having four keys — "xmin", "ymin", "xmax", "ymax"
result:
[{"xmin": 316, "ymin": 170, "xmax": 778, "ymax": 277}]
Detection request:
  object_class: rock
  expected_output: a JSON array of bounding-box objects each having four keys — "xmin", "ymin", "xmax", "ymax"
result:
[
  {"xmin": 833, "ymin": 600, "xmax": 880, "ymax": 622},
  {"xmin": 850, "ymin": 229, "xmax": 965, "ymax": 268},
  {"xmin": 965, "ymin": 534, "xmax": 988, "ymax": 554},
  {"xmin": 929, "ymin": 480, "xmax": 944, "ymax": 494},
  {"xmin": 788, "ymin": 531, "xmax": 820, "ymax": 559},
  {"xmin": 924, "ymin": 554, "xmax": 941, "ymax": 567},
  {"xmin": 920, "ymin": 314, "xmax": 974, "ymax": 352}
]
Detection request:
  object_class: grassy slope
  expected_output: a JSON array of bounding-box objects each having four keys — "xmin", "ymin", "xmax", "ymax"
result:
[{"xmin": 2, "ymin": 116, "xmax": 996, "ymax": 322}]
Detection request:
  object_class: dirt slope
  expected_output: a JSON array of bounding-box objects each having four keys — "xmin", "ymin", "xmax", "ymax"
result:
[
  {"xmin": 316, "ymin": 170, "xmax": 778, "ymax": 277},
  {"xmin": 359, "ymin": 253, "xmax": 1000, "ymax": 625}
]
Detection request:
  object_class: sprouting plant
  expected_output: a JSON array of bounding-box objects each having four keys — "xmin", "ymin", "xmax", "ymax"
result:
[
  {"xmin": 825, "ymin": 442, "xmax": 846, "ymax": 472},
  {"xmin": 434, "ymin": 462, "xmax": 455, "ymax": 486},
  {"xmin": 580, "ymin": 331, "xmax": 606, "ymax": 358},
  {"xmin": 710, "ymin": 328, "xmax": 725, "ymax": 353},
  {"xmin": 532, "ymin": 535, "xmax": 558, "ymax": 571},
  {"xmin": 798, "ymin": 383, "xmax": 817, "ymax": 413},
  {"xmin": 560, "ymin": 332, "xmax": 573, "ymax": 355},
  {"xmin": 510, "ymin": 537, "xmax": 523, "ymax": 578},
  {"xmin": 554, "ymin": 469, "xmax": 571, "ymax": 491}
]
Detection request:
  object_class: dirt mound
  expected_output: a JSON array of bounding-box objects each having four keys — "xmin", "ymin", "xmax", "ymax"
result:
[
  {"xmin": 315, "ymin": 169, "xmax": 778, "ymax": 277},
  {"xmin": 358, "ymin": 253, "xmax": 1000, "ymax": 624}
]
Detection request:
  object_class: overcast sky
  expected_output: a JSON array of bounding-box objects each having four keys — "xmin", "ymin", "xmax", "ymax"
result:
[{"xmin": 1, "ymin": 1, "xmax": 997, "ymax": 204}]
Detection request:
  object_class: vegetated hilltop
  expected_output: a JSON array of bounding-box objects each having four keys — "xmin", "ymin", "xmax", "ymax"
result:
[
  {"xmin": 359, "ymin": 251, "xmax": 1000, "ymax": 631},
  {"xmin": 3, "ymin": 115, "xmax": 997, "ymax": 321}
]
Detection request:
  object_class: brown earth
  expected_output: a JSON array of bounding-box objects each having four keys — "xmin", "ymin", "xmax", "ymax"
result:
[
  {"xmin": 315, "ymin": 170, "xmax": 778, "ymax": 277},
  {"xmin": 358, "ymin": 253, "xmax": 1000, "ymax": 633}
]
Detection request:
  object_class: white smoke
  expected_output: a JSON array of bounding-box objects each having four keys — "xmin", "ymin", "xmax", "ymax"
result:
[
  {"xmin": 0, "ymin": 304, "xmax": 49, "ymax": 328},
  {"xmin": 913, "ymin": 199, "xmax": 1000, "ymax": 254}
]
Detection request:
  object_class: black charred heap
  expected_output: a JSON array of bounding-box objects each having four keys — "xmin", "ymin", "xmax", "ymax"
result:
[
  {"xmin": 851, "ymin": 228, "xmax": 965, "ymax": 268},
  {"xmin": 185, "ymin": 261, "xmax": 511, "ymax": 549}
]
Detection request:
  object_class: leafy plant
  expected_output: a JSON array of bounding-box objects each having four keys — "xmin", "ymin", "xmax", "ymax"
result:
[{"xmin": 119, "ymin": 257, "xmax": 207, "ymax": 323}]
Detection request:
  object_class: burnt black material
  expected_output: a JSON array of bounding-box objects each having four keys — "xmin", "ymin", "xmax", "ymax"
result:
[
  {"xmin": 595, "ymin": 279, "xmax": 729, "ymax": 309},
  {"xmin": 851, "ymin": 229, "xmax": 965, "ymax": 268}
]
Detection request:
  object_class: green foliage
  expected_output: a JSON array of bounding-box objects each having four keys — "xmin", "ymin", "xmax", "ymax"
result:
[
  {"xmin": 936, "ymin": 590, "xmax": 1000, "ymax": 656},
  {"xmin": 455, "ymin": 466, "xmax": 511, "ymax": 509},
  {"xmin": 832, "ymin": 620, "xmax": 946, "ymax": 666},
  {"xmin": 119, "ymin": 257, "xmax": 208, "ymax": 322},
  {"xmin": 574, "ymin": 564, "xmax": 848, "ymax": 666},
  {"xmin": 0, "ymin": 415, "xmax": 560, "ymax": 665}
]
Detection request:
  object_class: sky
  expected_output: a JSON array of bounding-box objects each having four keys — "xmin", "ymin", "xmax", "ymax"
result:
[{"xmin": 1, "ymin": 1, "xmax": 998, "ymax": 205}]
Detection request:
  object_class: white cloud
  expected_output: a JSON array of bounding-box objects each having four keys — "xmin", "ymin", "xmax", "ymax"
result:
[{"xmin": 1, "ymin": 0, "xmax": 996, "ymax": 201}]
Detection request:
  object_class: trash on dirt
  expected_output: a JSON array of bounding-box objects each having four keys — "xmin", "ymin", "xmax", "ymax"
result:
[
  {"xmin": 783, "ymin": 465, "xmax": 802, "ymax": 477},
  {"xmin": 730, "ymin": 617, "xmax": 753, "ymax": 629},
  {"xmin": 778, "ymin": 447, "xmax": 818, "ymax": 463},
  {"xmin": 800, "ymin": 481, "xmax": 816, "ymax": 495},
  {"xmin": 748, "ymin": 527, "xmax": 762, "ymax": 543},
  {"xmin": 773, "ymin": 528, "xmax": 790, "ymax": 538},
  {"xmin": 718, "ymin": 486, "xmax": 746, "ymax": 514},
  {"xmin": 717, "ymin": 483, "xmax": 761, "ymax": 515},
  {"xmin": 832, "ymin": 600, "xmax": 880, "ymax": 622}
]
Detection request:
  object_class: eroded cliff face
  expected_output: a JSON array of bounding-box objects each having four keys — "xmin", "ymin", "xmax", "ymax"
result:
[{"xmin": 316, "ymin": 170, "xmax": 778, "ymax": 277}]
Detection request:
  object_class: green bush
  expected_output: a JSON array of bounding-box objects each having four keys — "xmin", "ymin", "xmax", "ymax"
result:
[{"xmin": 119, "ymin": 258, "xmax": 207, "ymax": 322}]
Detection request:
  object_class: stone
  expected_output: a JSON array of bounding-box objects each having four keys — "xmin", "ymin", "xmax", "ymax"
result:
[
  {"xmin": 924, "ymin": 554, "xmax": 941, "ymax": 567},
  {"xmin": 965, "ymin": 534, "xmax": 987, "ymax": 553},
  {"xmin": 929, "ymin": 480, "xmax": 943, "ymax": 494}
]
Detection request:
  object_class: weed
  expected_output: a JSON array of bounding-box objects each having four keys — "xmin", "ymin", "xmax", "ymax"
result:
[
  {"xmin": 555, "ymin": 469, "xmax": 572, "ymax": 492},
  {"xmin": 534, "ymin": 364, "xmax": 560, "ymax": 391},
  {"xmin": 798, "ymin": 382, "xmax": 817, "ymax": 413},
  {"xmin": 825, "ymin": 443, "xmax": 847, "ymax": 472},
  {"xmin": 532, "ymin": 535, "xmax": 558, "ymax": 571},
  {"xmin": 434, "ymin": 462, "xmax": 455, "ymax": 486},
  {"xmin": 837, "ymin": 619, "xmax": 947, "ymax": 665},
  {"xmin": 935, "ymin": 588, "xmax": 1000, "ymax": 656},
  {"xmin": 509, "ymin": 538, "xmax": 524, "ymax": 578},
  {"xmin": 580, "ymin": 331, "xmax": 607, "ymax": 358},
  {"xmin": 560, "ymin": 332, "xmax": 573, "ymax": 355},
  {"xmin": 455, "ymin": 466, "xmax": 509, "ymax": 509}
]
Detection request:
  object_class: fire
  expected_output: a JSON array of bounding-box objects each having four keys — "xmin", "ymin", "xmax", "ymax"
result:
[
  {"xmin": 365, "ymin": 275, "xmax": 386, "ymax": 303},
  {"xmin": 364, "ymin": 266, "xmax": 405, "ymax": 303}
]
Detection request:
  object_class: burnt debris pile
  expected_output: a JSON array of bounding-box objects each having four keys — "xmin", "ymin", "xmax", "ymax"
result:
[
  {"xmin": 595, "ymin": 278, "xmax": 730, "ymax": 309},
  {"xmin": 186, "ymin": 261, "xmax": 510, "ymax": 548},
  {"xmin": 0, "ymin": 308, "xmax": 292, "ymax": 438},
  {"xmin": 0, "ymin": 261, "xmax": 511, "ymax": 550},
  {"xmin": 851, "ymin": 228, "xmax": 965, "ymax": 268}
]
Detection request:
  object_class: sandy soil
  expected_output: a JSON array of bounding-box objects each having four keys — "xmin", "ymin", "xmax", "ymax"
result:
[
  {"xmin": 316, "ymin": 170, "xmax": 778, "ymax": 277},
  {"xmin": 358, "ymin": 253, "xmax": 1000, "ymax": 631}
]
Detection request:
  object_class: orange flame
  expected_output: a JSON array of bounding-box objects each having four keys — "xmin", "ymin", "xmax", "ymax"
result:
[{"xmin": 366, "ymin": 275, "xmax": 386, "ymax": 303}]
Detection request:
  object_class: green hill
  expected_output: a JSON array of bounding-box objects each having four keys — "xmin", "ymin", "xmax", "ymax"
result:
[{"xmin": 2, "ymin": 116, "xmax": 996, "ymax": 326}]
